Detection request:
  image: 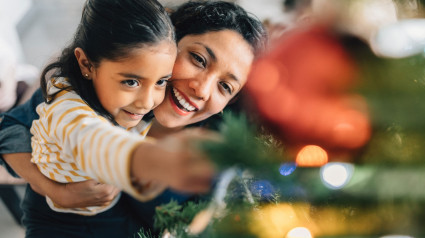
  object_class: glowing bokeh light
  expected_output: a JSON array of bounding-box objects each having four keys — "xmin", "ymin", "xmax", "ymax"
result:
[
  {"xmin": 279, "ymin": 162, "xmax": 297, "ymax": 176},
  {"xmin": 286, "ymin": 227, "xmax": 313, "ymax": 238},
  {"xmin": 380, "ymin": 235, "xmax": 414, "ymax": 238},
  {"xmin": 320, "ymin": 162, "xmax": 354, "ymax": 189},
  {"xmin": 249, "ymin": 203, "xmax": 307, "ymax": 238},
  {"xmin": 371, "ymin": 19, "xmax": 425, "ymax": 58},
  {"xmin": 296, "ymin": 145, "xmax": 328, "ymax": 167}
]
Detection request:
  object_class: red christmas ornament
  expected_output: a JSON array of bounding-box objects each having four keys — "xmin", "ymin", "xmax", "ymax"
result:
[{"xmin": 246, "ymin": 25, "xmax": 371, "ymax": 159}]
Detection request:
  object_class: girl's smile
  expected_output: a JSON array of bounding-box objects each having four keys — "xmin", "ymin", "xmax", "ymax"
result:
[
  {"xmin": 122, "ymin": 109, "xmax": 145, "ymax": 120},
  {"xmin": 83, "ymin": 40, "xmax": 177, "ymax": 129}
]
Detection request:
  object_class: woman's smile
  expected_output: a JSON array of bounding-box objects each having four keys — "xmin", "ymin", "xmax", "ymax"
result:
[
  {"xmin": 169, "ymin": 86, "xmax": 199, "ymax": 116},
  {"xmin": 153, "ymin": 30, "xmax": 254, "ymax": 128}
]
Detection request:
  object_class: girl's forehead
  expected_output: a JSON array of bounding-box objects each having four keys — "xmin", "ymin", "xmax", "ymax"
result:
[{"xmin": 105, "ymin": 40, "xmax": 177, "ymax": 63}]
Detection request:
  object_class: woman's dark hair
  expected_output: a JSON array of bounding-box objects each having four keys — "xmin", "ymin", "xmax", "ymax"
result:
[
  {"xmin": 170, "ymin": 0, "xmax": 267, "ymax": 57},
  {"xmin": 40, "ymin": 0, "xmax": 175, "ymax": 121},
  {"xmin": 170, "ymin": 1, "xmax": 267, "ymax": 130}
]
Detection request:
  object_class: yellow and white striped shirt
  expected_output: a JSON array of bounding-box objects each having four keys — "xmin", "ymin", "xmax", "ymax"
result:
[{"xmin": 30, "ymin": 78, "xmax": 166, "ymax": 215}]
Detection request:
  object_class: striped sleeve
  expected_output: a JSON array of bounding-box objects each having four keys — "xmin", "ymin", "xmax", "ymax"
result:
[{"xmin": 31, "ymin": 90, "xmax": 164, "ymax": 201}]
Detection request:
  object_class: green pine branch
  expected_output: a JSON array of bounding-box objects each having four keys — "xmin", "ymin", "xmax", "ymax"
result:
[{"xmin": 201, "ymin": 112, "xmax": 284, "ymax": 179}]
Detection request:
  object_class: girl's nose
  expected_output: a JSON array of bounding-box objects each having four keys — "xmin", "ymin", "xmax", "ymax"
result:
[{"xmin": 135, "ymin": 88, "xmax": 155, "ymax": 111}]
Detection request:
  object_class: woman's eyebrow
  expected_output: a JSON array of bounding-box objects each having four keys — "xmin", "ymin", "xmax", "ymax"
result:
[
  {"xmin": 227, "ymin": 72, "xmax": 240, "ymax": 84},
  {"xmin": 194, "ymin": 42, "xmax": 241, "ymax": 83},
  {"xmin": 194, "ymin": 42, "xmax": 216, "ymax": 62}
]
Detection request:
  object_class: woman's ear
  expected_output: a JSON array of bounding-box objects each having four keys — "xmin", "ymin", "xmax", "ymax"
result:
[{"xmin": 74, "ymin": 47, "xmax": 93, "ymax": 79}]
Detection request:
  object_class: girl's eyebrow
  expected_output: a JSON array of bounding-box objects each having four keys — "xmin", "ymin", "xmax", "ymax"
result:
[
  {"xmin": 161, "ymin": 73, "xmax": 173, "ymax": 79},
  {"xmin": 118, "ymin": 73, "xmax": 144, "ymax": 79},
  {"xmin": 118, "ymin": 72, "xmax": 173, "ymax": 80}
]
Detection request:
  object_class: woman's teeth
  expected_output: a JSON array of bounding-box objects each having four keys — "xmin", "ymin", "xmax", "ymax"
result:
[{"xmin": 173, "ymin": 88, "xmax": 196, "ymax": 111}]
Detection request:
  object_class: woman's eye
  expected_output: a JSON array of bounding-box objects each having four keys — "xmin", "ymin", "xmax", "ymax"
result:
[
  {"xmin": 220, "ymin": 82, "xmax": 232, "ymax": 94},
  {"xmin": 190, "ymin": 52, "xmax": 206, "ymax": 68},
  {"xmin": 156, "ymin": 79, "xmax": 169, "ymax": 87},
  {"xmin": 121, "ymin": 80, "xmax": 139, "ymax": 88}
]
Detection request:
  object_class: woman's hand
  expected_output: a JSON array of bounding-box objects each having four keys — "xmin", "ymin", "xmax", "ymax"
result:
[
  {"xmin": 131, "ymin": 128, "xmax": 220, "ymax": 194},
  {"xmin": 3, "ymin": 153, "xmax": 119, "ymax": 208},
  {"xmin": 50, "ymin": 180, "xmax": 120, "ymax": 208}
]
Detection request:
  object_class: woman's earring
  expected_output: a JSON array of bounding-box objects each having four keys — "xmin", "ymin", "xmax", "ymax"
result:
[{"xmin": 84, "ymin": 73, "xmax": 89, "ymax": 78}]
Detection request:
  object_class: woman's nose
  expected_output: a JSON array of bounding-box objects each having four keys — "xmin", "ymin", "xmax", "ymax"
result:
[{"xmin": 189, "ymin": 75, "xmax": 215, "ymax": 101}]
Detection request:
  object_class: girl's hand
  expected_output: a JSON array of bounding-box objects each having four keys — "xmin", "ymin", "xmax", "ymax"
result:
[{"xmin": 131, "ymin": 128, "xmax": 220, "ymax": 194}]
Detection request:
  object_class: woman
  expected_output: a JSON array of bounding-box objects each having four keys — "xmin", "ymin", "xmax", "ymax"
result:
[{"xmin": 0, "ymin": 1, "xmax": 267, "ymax": 237}]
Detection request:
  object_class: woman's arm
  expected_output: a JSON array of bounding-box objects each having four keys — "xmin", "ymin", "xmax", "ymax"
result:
[
  {"xmin": 3, "ymin": 153, "xmax": 119, "ymax": 208},
  {"xmin": 0, "ymin": 89, "xmax": 118, "ymax": 208}
]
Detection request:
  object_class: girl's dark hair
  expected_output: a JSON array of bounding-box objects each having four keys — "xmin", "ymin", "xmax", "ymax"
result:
[
  {"xmin": 170, "ymin": 0, "xmax": 267, "ymax": 57},
  {"xmin": 40, "ymin": 0, "xmax": 174, "ymax": 121}
]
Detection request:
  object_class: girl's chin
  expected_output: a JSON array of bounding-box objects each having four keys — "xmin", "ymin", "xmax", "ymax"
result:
[{"xmin": 116, "ymin": 120, "xmax": 139, "ymax": 129}]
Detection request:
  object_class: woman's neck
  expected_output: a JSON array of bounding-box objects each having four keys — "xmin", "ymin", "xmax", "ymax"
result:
[{"xmin": 148, "ymin": 119, "xmax": 184, "ymax": 139}]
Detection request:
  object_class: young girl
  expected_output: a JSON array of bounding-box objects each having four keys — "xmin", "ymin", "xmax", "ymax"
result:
[{"xmin": 30, "ymin": 0, "xmax": 177, "ymax": 215}]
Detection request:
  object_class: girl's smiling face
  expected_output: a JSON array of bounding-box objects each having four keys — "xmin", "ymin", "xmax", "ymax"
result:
[
  {"xmin": 79, "ymin": 40, "xmax": 177, "ymax": 129},
  {"xmin": 153, "ymin": 30, "xmax": 254, "ymax": 129}
]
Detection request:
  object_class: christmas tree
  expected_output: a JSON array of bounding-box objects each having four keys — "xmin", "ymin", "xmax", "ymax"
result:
[{"xmin": 139, "ymin": 1, "xmax": 425, "ymax": 237}]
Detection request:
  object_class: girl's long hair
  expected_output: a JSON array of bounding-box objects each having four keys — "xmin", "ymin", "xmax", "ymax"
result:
[{"xmin": 40, "ymin": 0, "xmax": 175, "ymax": 121}]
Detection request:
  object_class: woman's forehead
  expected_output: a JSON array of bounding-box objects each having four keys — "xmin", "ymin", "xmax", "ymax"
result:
[
  {"xmin": 179, "ymin": 30, "xmax": 254, "ymax": 62},
  {"xmin": 179, "ymin": 30, "xmax": 254, "ymax": 86},
  {"xmin": 179, "ymin": 30, "xmax": 250, "ymax": 50}
]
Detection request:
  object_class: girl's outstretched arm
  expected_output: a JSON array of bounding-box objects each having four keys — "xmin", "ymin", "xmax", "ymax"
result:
[{"xmin": 131, "ymin": 128, "xmax": 219, "ymax": 194}]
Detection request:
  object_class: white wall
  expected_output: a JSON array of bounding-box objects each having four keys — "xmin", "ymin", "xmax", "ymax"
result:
[{"xmin": 0, "ymin": 0, "xmax": 33, "ymax": 62}]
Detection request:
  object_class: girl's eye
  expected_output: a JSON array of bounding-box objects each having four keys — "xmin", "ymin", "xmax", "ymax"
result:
[
  {"xmin": 156, "ymin": 79, "xmax": 169, "ymax": 87},
  {"xmin": 219, "ymin": 81, "xmax": 233, "ymax": 94},
  {"xmin": 122, "ymin": 80, "xmax": 139, "ymax": 88},
  {"xmin": 190, "ymin": 52, "xmax": 206, "ymax": 68}
]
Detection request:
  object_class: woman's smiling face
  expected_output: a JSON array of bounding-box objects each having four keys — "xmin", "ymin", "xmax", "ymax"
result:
[{"xmin": 153, "ymin": 30, "xmax": 254, "ymax": 128}]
